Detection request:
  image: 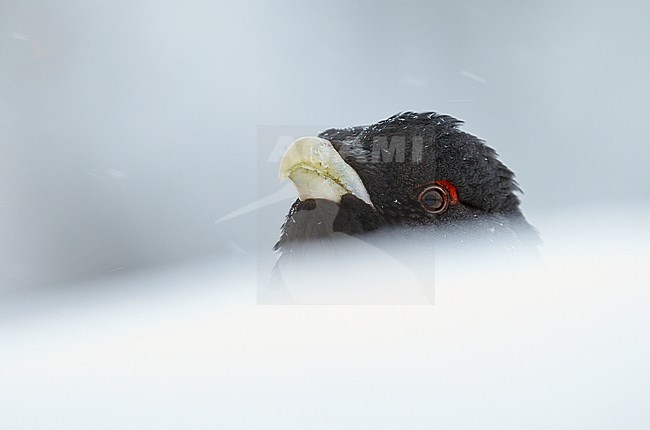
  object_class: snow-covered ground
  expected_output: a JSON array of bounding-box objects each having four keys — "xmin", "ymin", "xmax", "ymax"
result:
[{"xmin": 2, "ymin": 203, "xmax": 648, "ymax": 429}]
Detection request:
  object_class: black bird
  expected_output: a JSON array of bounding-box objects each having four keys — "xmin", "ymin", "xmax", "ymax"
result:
[
  {"xmin": 269, "ymin": 112, "xmax": 539, "ymax": 303},
  {"xmin": 276, "ymin": 111, "xmax": 538, "ymax": 251}
]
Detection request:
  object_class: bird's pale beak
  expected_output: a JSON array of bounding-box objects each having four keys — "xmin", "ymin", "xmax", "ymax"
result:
[{"xmin": 279, "ymin": 137, "xmax": 374, "ymax": 207}]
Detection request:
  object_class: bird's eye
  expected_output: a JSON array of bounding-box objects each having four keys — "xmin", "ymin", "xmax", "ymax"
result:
[{"xmin": 417, "ymin": 184, "xmax": 450, "ymax": 214}]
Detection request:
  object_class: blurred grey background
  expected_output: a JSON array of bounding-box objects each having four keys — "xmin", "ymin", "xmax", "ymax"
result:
[{"xmin": 1, "ymin": 0, "xmax": 649, "ymax": 290}]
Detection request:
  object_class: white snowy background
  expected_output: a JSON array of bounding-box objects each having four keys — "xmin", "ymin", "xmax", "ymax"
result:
[{"xmin": 1, "ymin": 1, "xmax": 649, "ymax": 428}]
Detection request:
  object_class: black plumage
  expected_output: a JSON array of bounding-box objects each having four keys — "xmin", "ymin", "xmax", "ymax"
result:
[{"xmin": 275, "ymin": 112, "xmax": 538, "ymax": 252}]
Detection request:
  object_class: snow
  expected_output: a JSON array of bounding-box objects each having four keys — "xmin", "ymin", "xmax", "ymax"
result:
[{"xmin": 2, "ymin": 204, "xmax": 649, "ymax": 429}]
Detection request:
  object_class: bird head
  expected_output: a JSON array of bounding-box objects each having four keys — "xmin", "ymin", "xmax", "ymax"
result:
[{"xmin": 275, "ymin": 112, "xmax": 536, "ymax": 251}]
